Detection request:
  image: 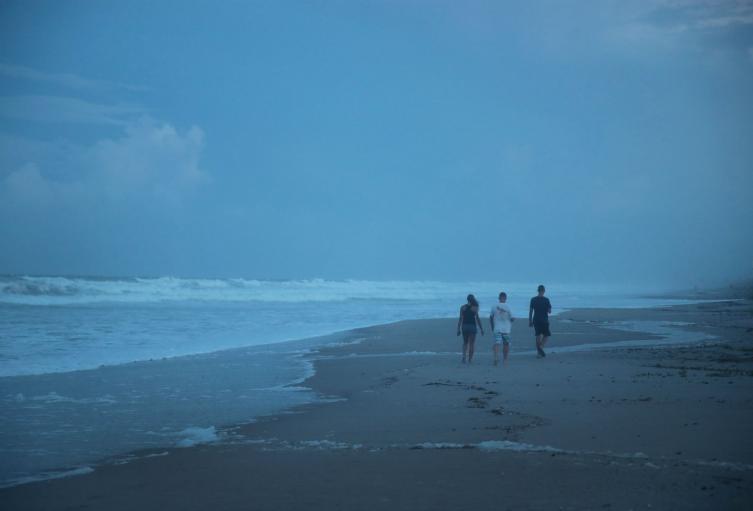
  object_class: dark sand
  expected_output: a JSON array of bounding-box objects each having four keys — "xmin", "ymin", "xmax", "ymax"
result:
[{"xmin": 2, "ymin": 300, "xmax": 752, "ymax": 510}]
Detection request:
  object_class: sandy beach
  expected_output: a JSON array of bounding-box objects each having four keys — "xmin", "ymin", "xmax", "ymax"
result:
[{"xmin": 2, "ymin": 299, "xmax": 752, "ymax": 510}]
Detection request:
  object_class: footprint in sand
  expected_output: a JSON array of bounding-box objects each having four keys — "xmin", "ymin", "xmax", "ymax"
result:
[
  {"xmin": 467, "ymin": 396, "xmax": 489, "ymax": 408},
  {"xmin": 382, "ymin": 376, "xmax": 399, "ymax": 387}
]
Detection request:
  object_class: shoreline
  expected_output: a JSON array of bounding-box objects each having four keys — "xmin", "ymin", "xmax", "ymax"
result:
[
  {"xmin": 0, "ymin": 278, "xmax": 721, "ymax": 379},
  {"xmin": 2, "ymin": 299, "xmax": 753, "ymax": 509},
  {"xmin": 0, "ymin": 294, "xmax": 715, "ymax": 379}
]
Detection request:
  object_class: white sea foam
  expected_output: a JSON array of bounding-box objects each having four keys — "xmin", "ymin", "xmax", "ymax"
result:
[
  {"xmin": 477, "ymin": 440, "xmax": 564, "ymax": 453},
  {"xmin": 412, "ymin": 442, "xmax": 469, "ymax": 449},
  {"xmin": 299, "ymin": 440, "xmax": 361, "ymax": 450},
  {"xmin": 144, "ymin": 451, "xmax": 170, "ymax": 458},
  {"xmin": 18, "ymin": 392, "xmax": 117, "ymax": 405},
  {"xmin": 695, "ymin": 460, "xmax": 753, "ymax": 471},
  {"xmin": 0, "ymin": 466, "xmax": 94, "ymax": 489},
  {"xmin": 321, "ymin": 337, "xmax": 371, "ymax": 349},
  {"xmin": 156, "ymin": 434, "xmax": 753, "ymax": 476},
  {"xmin": 175, "ymin": 426, "xmax": 221, "ymax": 447}
]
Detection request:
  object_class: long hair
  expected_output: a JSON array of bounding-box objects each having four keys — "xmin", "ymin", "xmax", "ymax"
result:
[{"xmin": 466, "ymin": 294, "xmax": 479, "ymax": 308}]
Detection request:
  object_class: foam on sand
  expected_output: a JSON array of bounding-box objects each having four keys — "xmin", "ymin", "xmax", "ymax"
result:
[
  {"xmin": 175, "ymin": 426, "xmax": 221, "ymax": 448},
  {"xmin": 0, "ymin": 466, "xmax": 94, "ymax": 489},
  {"xmin": 11, "ymin": 392, "xmax": 118, "ymax": 405},
  {"xmin": 298, "ymin": 440, "xmax": 362, "ymax": 450},
  {"xmin": 410, "ymin": 442, "xmax": 470, "ymax": 449},
  {"xmin": 477, "ymin": 440, "xmax": 564, "ymax": 453}
]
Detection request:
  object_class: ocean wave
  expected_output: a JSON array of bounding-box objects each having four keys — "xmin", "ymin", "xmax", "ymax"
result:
[
  {"xmin": 2, "ymin": 280, "xmax": 83, "ymax": 297},
  {"xmin": 0, "ymin": 275, "xmax": 507, "ymax": 306}
]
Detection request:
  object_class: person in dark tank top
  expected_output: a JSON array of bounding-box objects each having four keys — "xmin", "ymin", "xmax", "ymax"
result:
[
  {"xmin": 528, "ymin": 284, "xmax": 552, "ymax": 358},
  {"xmin": 457, "ymin": 294, "xmax": 484, "ymax": 363}
]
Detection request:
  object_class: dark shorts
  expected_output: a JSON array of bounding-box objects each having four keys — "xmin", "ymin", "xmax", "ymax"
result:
[
  {"xmin": 461, "ymin": 323, "xmax": 477, "ymax": 335},
  {"xmin": 533, "ymin": 321, "xmax": 551, "ymax": 337}
]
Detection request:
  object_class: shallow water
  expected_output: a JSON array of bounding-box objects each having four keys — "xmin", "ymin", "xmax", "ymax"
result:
[{"xmin": 0, "ymin": 339, "xmax": 325, "ymax": 487}]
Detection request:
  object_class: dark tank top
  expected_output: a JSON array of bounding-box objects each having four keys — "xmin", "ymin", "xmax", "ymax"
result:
[{"xmin": 462, "ymin": 305, "xmax": 477, "ymax": 325}]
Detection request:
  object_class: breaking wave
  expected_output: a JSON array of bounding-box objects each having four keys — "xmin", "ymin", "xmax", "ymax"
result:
[{"xmin": 0, "ymin": 275, "xmax": 542, "ymax": 306}]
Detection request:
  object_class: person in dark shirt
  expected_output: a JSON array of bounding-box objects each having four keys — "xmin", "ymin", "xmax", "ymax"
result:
[
  {"xmin": 529, "ymin": 284, "xmax": 552, "ymax": 358},
  {"xmin": 456, "ymin": 294, "xmax": 484, "ymax": 364}
]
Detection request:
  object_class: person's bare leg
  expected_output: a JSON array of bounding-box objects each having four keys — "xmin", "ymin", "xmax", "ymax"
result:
[
  {"xmin": 468, "ymin": 334, "xmax": 476, "ymax": 363},
  {"xmin": 462, "ymin": 333, "xmax": 470, "ymax": 363},
  {"xmin": 540, "ymin": 335, "xmax": 549, "ymax": 357},
  {"xmin": 493, "ymin": 343, "xmax": 500, "ymax": 365},
  {"xmin": 536, "ymin": 334, "xmax": 545, "ymax": 357},
  {"xmin": 503, "ymin": 342, "xmax": 510, "ymax": 364}
]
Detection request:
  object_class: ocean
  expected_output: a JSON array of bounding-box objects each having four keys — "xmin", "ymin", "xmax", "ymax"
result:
[{"xmin": 0, "ymin": 275, "xmax": 698, "ymax": 487}]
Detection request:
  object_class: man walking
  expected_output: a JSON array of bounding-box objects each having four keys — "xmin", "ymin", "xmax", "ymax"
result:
[
  {"xmin": 490, "ymin": 292, "xmax": 514, "ymax": 366},
  {"xmin": 529, "ymin": 284, "xmax": 551, "ymax": 358}
]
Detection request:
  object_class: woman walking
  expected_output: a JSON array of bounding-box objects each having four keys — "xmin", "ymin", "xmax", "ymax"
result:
[{"xmin": 457, "ymin": 294, "xmax": 484, "ymax": 363}]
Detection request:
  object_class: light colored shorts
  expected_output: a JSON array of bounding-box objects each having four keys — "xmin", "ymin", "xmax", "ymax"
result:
[{"xmin": 494, "ymin": 332, "xmax": 511, "ymax": 345}]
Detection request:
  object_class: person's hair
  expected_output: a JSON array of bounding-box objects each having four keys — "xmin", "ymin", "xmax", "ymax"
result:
[
  {"xmin": 466, "ymin": 294, "xmax": 479, "ymax": 307},
  {"xmin": 537, "ymin": 284, "xmax": 545, "ymax": 292},
  {"xmin": 499, "ymin": 292, "xmax": 507, "ymax": 299}
]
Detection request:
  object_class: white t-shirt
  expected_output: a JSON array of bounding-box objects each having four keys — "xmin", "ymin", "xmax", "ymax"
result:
[{"xmin": 490, "ymin": 303, "xmax": 513, "ymax": 334}]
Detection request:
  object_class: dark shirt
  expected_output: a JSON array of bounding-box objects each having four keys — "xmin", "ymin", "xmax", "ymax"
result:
[
  {"xmin": 462, "ymin": 305, "xmax": 477, "ymax": 325},
  {"xmin": 529, "ymin": 296, "xmax": 551, "ymax": 323}
]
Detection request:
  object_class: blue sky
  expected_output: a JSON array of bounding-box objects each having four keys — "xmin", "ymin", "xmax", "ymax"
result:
[{"xmin": 1, "ymin": 1, "xmax": 752, "ymax": 286}]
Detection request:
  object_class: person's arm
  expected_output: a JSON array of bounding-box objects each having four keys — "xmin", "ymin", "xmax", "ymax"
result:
[
  {"xmin": 529, "ymin": 300, "xmax": 534, "ymax": 327},
  {"xmin": 457, "ymin": 306, "xmax": 463, "ymax": 336},
  {"xmin": 510, "ymin": 307, "xmax": 515, "ymax": 322},
  {"xmin": 476, "ymin": 310, "xmax": 484, "ymax": 335},
  {"xmin": 489, "ymin": 312, "xmax": 495, "ymax": 332},
  {"xmin": 547, "ymin": 299, "xmax": 552, "ymax": 316}
]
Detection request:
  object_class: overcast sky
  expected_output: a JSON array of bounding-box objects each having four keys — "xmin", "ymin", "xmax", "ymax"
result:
[{"xmin": 1, "ymin": 0, "xmax": 752, "ymax": 287}]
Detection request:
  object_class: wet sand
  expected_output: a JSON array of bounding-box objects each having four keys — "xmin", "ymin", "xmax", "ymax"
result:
[{"xmin": 2, "ymin": 300, "xmax": 752, "ymax": 510}]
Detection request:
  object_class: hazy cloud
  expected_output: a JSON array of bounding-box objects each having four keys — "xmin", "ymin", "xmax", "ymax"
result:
[
  {"xmin": 1, "ymin": 118, "xmax": 208, "ymax": 208},
  {"xmin": 614, "ymin": 0, "xmax": 753, "ymax": 47},
  {"xmin": 3, "ymin": 163, "xmax": 56, "ymax": 203},
  {"xmin": 0, "ymin": 95, "xmax": 144, "ymax": 125},
  {"xmin": 663, "ymin": 0, "xmax": 753, "ymax": 30},
  {"xmin": 86, "ymin": 119, "xmax": 208, "ymax": 203},
  {"xmin": 0, "ymin": 62, "xmax": 147, "ymax": 92}
]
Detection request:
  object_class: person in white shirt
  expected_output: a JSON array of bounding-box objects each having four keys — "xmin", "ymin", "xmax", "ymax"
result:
[{"xmin": 489, "ymin": 291, "xmax": 514, "ymax": 366}]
